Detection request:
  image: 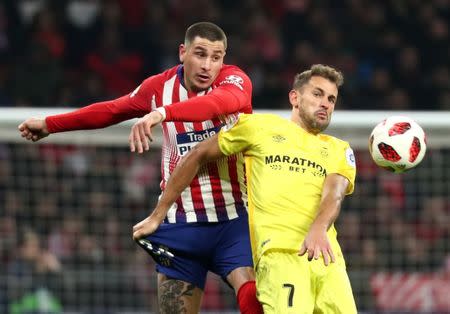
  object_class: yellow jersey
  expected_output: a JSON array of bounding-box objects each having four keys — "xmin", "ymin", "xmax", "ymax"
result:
[{"xmin": 218, "ymin": 113, "xmax": 356, "ymax": 263}]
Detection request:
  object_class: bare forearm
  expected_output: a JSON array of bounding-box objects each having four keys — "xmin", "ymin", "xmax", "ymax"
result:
[
  {"xmin": 150, "ymin": 136, "xmax": 224, "ymax": 219},
  {"xmin": 152, "ymin": 150, "xmax": 204, "ymax": 218},
  {"xmin": 132, "ymin": 137, "xmax": 225, "ymax": 240},
  {"xmin": 311, "ymin": 196, "xmax": 343, "ymax": 231},
  {"xmin": 311, "ymin": 173, "xmax": 349, "ymax": 231},
  {"xmin": 299, "ymin": 174, "xmax": 350, "ymax": 265}
]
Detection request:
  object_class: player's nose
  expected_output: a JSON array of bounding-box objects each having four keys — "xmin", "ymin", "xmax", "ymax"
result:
[
  {"xmin": 201, "ymin": 58, "xmax": 212, "ymax": 71},
  {"xmin": 320, "ymin": 99, "xmax": 332, "ymax": 109}
]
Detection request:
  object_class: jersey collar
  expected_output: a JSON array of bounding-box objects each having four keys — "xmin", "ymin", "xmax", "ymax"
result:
[{"xmin": 177, "ymin": 65, "xmax": 187, "ymax": 89}]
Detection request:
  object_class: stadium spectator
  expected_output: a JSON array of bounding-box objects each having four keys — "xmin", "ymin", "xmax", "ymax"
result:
[{"xmin": 7, "ymin": 229, "xmax": 62, "ymax": 313}]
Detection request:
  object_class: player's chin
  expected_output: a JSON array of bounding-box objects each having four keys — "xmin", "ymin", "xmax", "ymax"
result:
[
  {"xmin": 194, "ymin": 82, "xmax": 211, "ymax": 91},
  {"xmin": 194, "ymin": 78, "xmax": 213, "ymax": 89},
  {"xmin": 315, "ymin": 120, "xmax": 330, "ymax": 132}
]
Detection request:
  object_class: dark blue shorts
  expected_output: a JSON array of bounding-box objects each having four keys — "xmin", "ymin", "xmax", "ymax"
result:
[{"xmin": 140, "ymin": 214, "xmax": 253, "ymax": 290}]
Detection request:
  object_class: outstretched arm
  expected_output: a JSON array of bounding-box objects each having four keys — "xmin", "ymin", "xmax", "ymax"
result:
[
  {"xmin": 298, "ymin": 173, "xmax": 350, "ymax": 266},
  {"xmin": 132, "ymin": 135, "xmax": 225, "ymax": 239},
  {"xmin": 18, "ymin": 74, "xmax": 158, "ymax": 142},
  {"xmin": 18, "ymin": 96, "xmax": 150, "ymax": 142}
]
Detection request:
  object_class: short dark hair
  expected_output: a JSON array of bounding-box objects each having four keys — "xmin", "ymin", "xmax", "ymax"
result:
[
  {"xmin": 185, "ymin": 22, "xmax": 227, "ymax": 50},
  {"xmin": 293, "ymin": 64, "xmax": 344, "ymax": 90}
]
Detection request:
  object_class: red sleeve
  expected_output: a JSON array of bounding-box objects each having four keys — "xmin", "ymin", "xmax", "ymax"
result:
[
  {"xmin": 46, "ymin": 76, "xmax": 158, "ymax": 133},
  {"xmin": 164, "ymin": 66, "xmax": 252, "ymax": 122}
]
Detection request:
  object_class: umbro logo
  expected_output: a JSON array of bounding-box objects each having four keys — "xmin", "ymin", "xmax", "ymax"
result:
[{"xmin": 272, "ymin": 135, "xmax": 286, "ymax": 143}]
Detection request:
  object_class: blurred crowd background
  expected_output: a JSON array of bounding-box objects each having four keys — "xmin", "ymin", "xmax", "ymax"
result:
[
  {"xmin": 0, "ymin": 0, "xmax": 449, "ymax": 110},
  {"xmin": 1, "ymin": 144, "xmax": 449, "ymax": 313},
  {"xmin": 1, "ymin": 0, "xmax": 450, "ymax": 313}
]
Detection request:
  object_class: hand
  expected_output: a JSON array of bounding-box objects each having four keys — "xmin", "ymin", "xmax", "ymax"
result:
[
  {"xmin": 129, "ymin": 111, "xmax": 164, "ymax": 153},
  {"xmin": 132, "ymin": 215, "xmax": 164, "ymax": 241},
  {"xmin": 18, "ymin": 117, "xmax": 49, "ymax": 142},
  {"xmin": 298, "ymin": 225, "xmax": 335, "ymax": 266}
]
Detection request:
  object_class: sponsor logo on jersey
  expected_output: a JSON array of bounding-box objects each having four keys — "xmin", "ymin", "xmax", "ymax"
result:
[
  {"xmin": 176, "ymin": 126, "xmax": 222, "ymax": 156},
  {"xmin": 265, "ymin": 154, "xmax": 327, "ymax": 176},
  {"xmin": 219, "ymin": 75, "xmax": 244, "ymax": 90}
]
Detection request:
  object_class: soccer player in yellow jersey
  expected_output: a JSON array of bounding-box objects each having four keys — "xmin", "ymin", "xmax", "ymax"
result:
[{"xmin": 133, "ymin": 64, "xmax": 358, "ymax": 313}]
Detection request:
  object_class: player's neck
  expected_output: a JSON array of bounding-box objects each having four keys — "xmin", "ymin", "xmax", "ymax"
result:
[{"xmin": 290, "ymin": 115, "xmax": 320, "ymax": 136}]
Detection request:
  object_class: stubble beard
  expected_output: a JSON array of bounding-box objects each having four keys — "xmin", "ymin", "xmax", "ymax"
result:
[{"xmin": 299, "ymin": 109, "xmax": 329, "ymax": 134}]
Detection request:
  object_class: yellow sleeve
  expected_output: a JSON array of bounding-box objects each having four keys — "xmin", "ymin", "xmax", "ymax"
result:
[
  {"xmin": 218, "ymin": 114, "xmax": 256, "ymax": 156},
  {"xmin": 329, "ymin": 142, "xmax": 357, "ymax": 195}
]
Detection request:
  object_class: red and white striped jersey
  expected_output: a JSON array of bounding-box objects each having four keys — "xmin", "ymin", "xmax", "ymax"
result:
[{"xmin": 131, "ymin": 64, "xmax": 253, "ymax": 223}]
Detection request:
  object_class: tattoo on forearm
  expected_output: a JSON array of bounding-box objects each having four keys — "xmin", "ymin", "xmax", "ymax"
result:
[{"xmin": 159, "ymin": 280, "xmax": 196, "ymax": 313}]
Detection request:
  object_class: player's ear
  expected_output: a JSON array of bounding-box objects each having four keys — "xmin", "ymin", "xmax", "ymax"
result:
[
  {"xmin": 289, "ymin": 89, "xmax": 300, "ymax": 108},
  {"xmin": 179, "ymin": 44, "xmax": 187, "ymax": 63}
]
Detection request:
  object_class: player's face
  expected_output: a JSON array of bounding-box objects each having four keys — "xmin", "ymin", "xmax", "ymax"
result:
[
  {"xmin": 289, "ymin": 76, "xmax": 338, "ymax": 134},
  {"xmin": 179, "ymin": 36, "xmax": 226, "ymax": 92}
]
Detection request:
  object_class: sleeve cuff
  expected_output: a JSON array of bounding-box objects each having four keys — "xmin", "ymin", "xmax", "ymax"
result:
[
  {"xmin": 45, "ymin": 116, "xmax": 54, "ymax": 133},
  {"xmin": 155, "ymin": 107, "xmax": 166, "ymax": 122}
]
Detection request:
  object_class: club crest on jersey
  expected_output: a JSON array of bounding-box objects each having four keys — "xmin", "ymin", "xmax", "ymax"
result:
[
  {"xmin": 272, "ymin": 135, "xmax": 286, "ymax": 143},
  {"xmin": 219, "ymin": 75, "xmax": 244, "ymax": 90},
  {"xmin": 176, "ymin": 126, "xmax": 221, "ymax": 156}
]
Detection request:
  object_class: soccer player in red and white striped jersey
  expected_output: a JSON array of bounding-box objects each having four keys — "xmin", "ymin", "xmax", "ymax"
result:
[
  {"xmin": 128, "ymin": 63, "xmax": 250, "ymax": 224},
  {"xmin": 18, "ymin": 22, "xmax": 262, "ymax": 314}
]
